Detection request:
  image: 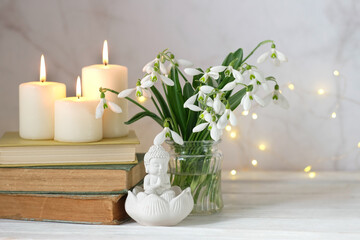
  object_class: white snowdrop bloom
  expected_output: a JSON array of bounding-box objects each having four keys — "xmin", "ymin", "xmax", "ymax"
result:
[
  {"xmin": 173, "ymin": 59, "xmax": 193, "ymax": 68},
  {"xmin": 183, "ymin": 86, "xmax": 215, "ymax": 111},
  {"xmin": 96, "ymin": 98, "xmax": 122, "ymax": 119},
  {"xmin": 221, "ymin": 67, "xmax": 245, "ymax": 92},
  {"xmin": 184, "ymin": 66, "xmax": 226, "ymax": 83},
  {"xmin": 263, "ymin": 86, "xmax": 289, "ymax": 109},
  {"xmin": 142, "ymin": 57, "xmax": 168, "ymax": 75},
  {"xmin": 224, "ymin": 66, "xmax": 244, "ymax": 82},
  {"xmin": 240, "ymin": 91, "xmax": 265, "ymax": 111},
  {"xmin": 199, "ymin": 110, "xmax": 212, "ymax": 122},
  {"xmin": 145, "ymin": 66, "xmax": 174, "ymax": 86},
  {"xmin": 153, "ymin": 127, "xmax": 183, "ymax": 145},
  {"xmin": 209, "ymin": 122, "xmax": 223, "ymax": 141},
  {"xmin": 246, "ymin": 69, "xmax": 268, "ymax": 91},
  {"xmin": 217, "ymin": 108, "xmax": 237, "ymax": 129},
  {"xmin": 213, "ymin": 93, "xmax": 225, "ymax": 115},
  {"xmin": 118, "ymin": 81, "xmax": 152, "ymax": 98},
  {"xmin": 257, "ymin": 45, "xmax": 288, "ymax": 66}
]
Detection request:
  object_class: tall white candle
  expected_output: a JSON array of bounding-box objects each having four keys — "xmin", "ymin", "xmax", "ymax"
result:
[
  {"xmin": 19, "ymin": 55, "xmax": 66, "ymax": 140},
  {"xmin": 54, "ymin": 77, "xmax": 102, "ymax": 143},
  {"xmin": 82, "ymin": 40, "xmax": 128, "ymax": 138}
]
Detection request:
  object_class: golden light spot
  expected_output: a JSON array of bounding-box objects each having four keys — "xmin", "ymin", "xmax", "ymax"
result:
[
  {"xmin": 333, "ymin": 70, "xmax": 340, "ymax": 76},
  {"xmin": 137, "ymin": 96, "xmax": 146, "ymax": 103},
  {"xmin": 225, "ymin": 125, "xmax": 232, "ymax": 132},
  {"xmin": 251, "ymin": 159, "xmax": 258, "ymax": 166},
  {"xmin": 358, "ymin": 142, "xmax": 360, "ymax": 148},
  {"xmin": 258, "ymin": 144, "xmax": 266, "ymax": 151},
  {"xmin": 230, "ymin": 131, "xmax": 237, "ymax": 139},
  {"xmin": 308, "ymin": 172, "xmax": 316, "ymax": 178},
  {"xmin": 241, "ymin": 110, "xmax": 249, "ymax": 116},
  {"xmin": 331, "ymin": 112, "xmax": 336, "ymax": 119},
  {"xmin": 230, "ymin": 170, "xmax": 237, "ymax": 176},
  {"xmin": 304, "ymin": 165, "xmax": 312, "ymax": 173},
  {"xmin": 317, "ymin": 88, "xmax": 325, "ymax": 95},
  {"xmin": 288, "ymin": 83, "xmax": 295, "ymax": 90},
  {"xmin": 252, "ymin": 113, "xmax": 258, "ymax": 120}
]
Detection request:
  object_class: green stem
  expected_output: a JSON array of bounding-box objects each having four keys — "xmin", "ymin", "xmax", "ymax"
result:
[
  {"xmin": 101, "ymin": 87, "xmax": 153, "ymax": 114},
  {"xmin": 242, "ymin": 40, "xmax": 274, "ymax": 63},
  {"xmin": 151, "ymin": 96, "xmax": 164, "ymax": 119}
]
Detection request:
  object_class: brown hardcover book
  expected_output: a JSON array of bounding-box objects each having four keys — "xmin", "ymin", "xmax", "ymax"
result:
[
  {"xmin": 0, "ymin": 154, "xmax": 145, "ymax": 194},
  {"xmin": 0, "ymin": 193, "xmax": 128, "ymax": 224}
]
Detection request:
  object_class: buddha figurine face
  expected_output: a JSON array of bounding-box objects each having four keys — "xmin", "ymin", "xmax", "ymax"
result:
[{"xmin": 147, "ymin": 157, "xmax": 167, "ymax": 176}]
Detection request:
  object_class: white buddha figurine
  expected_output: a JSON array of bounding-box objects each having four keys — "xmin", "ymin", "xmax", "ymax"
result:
[
  {"xmin": 143, "ymin": 145, "xmax": 171, "ymax": 195},
  {"xmin": 125, "ymin": 144, "xmax": 194, "ymax": 226}
]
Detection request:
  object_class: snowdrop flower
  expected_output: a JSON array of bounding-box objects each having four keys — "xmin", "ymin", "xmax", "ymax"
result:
[
  {"xmin": 96, "ymin": 97, "xmax": 122, "ymax": 119},
  {"xmin": 246, "ymin": 68, "xmax": 268, "ymax": 91},
  {"xmin": 213, "ymin": 93, "xmax": 225, "ymax": 115},
  {"xmin": 142, "ymin": 57, "xmax": 168, "ymax": 75},
  {"xmin": 153, "ymin": 122, "xmax": 183, "ymax": 145},
  {"xmin": 240, "ymin": 91, "xmax": 265, "ymax": 111},
  {"xmin": 144, "ymin": 66, "xmax": 174, "ymax": 86},
  {"xmin": 257, "ymin": 44, "xmax": 288, "ymax": 66},
  {"xmin": 192, "ymin": 119, "xmax": 223, "ymax": 142},
  {"xmin": 118, "ymin": 80, "xmax": 152, "ymax": 98},
  {"xmin": 173, "ymin": 58, "xmax": 193, "ymax": 68},
  {"xmin": 183, "ymin": 85, "xmax": 215, "ymax": 111},
  {"xmin": 221, "ymin": 67, "xmax": 245, "ymax": 91},
  {"xmin": 263, "ymin": 85, "xmax": 289, "ymax": 109},
  {"xmin": 217, "ymin": 104, "xmax": 237, "ymax": 129},
  {"xmin": 184, "ymin": 66, "xmax": 226, "ymax": 83}
]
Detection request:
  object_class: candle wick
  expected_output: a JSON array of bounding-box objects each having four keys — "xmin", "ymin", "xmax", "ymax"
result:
[
  {"xmin": 104, "ymin": 63, "xmax": 108, "ymax": 66},
  {"xmin": 77, "ymin": 96, "xmax": 80, "ymax": 100}
]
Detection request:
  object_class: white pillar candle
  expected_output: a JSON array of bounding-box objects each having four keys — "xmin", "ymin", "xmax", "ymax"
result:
[
  {"xmin": 19, "ymin": 55, "xmax": 66, "ymax": 140},
  {"xmin": 54, "ymin": 77, "xmax": 102, "ymax": 142},
  {"xmin": 82, "ymin": 40, "xmax": 128, "ymax": 138}
]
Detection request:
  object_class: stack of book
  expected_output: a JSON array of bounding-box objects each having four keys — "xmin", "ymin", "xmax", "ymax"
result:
[{"xmin": 0, "ymin": 131, "xmax": 145, "ymax": 224}]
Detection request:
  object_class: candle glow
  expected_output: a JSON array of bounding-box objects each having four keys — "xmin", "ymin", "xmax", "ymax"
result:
[
  {"xmin": 40, "ymin": 54, "xmax": 46, "ymax": 82},
  {"xmin": 103, "ymin": 40, "xmax": 109, "ymax": 66},
  {"xmin": 76, "ymin": 76, "xmax": 81, "ymax": 99}
]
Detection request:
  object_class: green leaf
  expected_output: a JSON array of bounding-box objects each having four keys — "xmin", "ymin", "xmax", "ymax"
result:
[
  {"xmin": 125, "ymin": 111, "xmax": 163, "ymax": 126},
  {"xmin": 222, "ymin": 52, "xmax": 234, "ymax": 66},
  {"xmin": 183, "ymin": 82, "xmax": 195, "ymax": 101},
  {"xmin": 167, "ymin": 67, "xmax": 187, "ymax": 138},
  {"xmin": 232, "ymin": 48, "xmax": 243, "ymax": 69},
  {"xmin": 191, "ymin": 68, "xmax": 203, "ymax": 89},
  {"xmin": 229, "ymin": 87, "xmax": 247, "ymax": 111},
  {"xmin": 150, "ymin": 86, "xmax": 171, "ymax": 118}
]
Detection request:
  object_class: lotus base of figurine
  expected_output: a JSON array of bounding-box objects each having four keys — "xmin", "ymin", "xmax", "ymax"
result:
[{"xmin": 125, "ymin": 186, "xmax": 194, "ymax": 226}]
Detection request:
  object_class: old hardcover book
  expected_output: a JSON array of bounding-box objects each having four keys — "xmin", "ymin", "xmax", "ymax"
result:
[
  {"xmin": 0, "ymin": 154, "xmax": 145, "ymax": 193},
  {"xmin": 0, "ymin": 193, "xmax": 128, "ymax": 224},
  {"xmin": 0, "ymin": 131, "xmax": 140, "ymax": 166}
]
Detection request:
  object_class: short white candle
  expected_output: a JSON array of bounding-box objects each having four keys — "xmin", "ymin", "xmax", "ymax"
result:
[
  {"xmin": 54, "ymin": 77, "xmax": 102, "ymax": 143},
  {"xmin": 19, "ymin": 55, "xmax": 66, "ymax": 140},
  {"xmin": 82, "ymin": 40, "xmax": 128, "ymax": 138}
]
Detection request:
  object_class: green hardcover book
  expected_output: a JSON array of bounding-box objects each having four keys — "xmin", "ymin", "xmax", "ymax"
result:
[{"xmin": 0, "ymin": 131, "xmax": 140, "ymax": 166}]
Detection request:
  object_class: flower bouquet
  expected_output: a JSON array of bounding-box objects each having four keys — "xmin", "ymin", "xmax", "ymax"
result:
[{"xmin": 97, "ymin": 40, "xmax": 288, "ymax": 214}]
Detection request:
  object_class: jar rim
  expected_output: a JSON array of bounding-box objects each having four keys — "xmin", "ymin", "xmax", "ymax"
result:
[{"xmin": 165, "ymin": 139, "xmax": 221, "ymax": 145}]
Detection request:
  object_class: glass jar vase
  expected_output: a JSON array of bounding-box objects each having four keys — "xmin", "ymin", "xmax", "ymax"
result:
[{"xmin": 166, "ymin": 140, "xmax": 223, "ymax": 215}]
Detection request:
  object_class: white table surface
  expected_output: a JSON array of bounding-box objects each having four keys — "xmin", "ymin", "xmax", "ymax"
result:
[{"xmin": 0, "ymin": 171, "xmax": 359, "ymax": 240}]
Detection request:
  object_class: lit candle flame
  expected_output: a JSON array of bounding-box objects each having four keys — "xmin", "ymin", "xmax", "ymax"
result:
[
  {"xmin": 40, "ymin": 54, "xmax": 46, "ymax": 82},
  {"xmin": 76, "ymin": 76, "xmax": 81, "ymax": 99},
  {"xmin": 103, "ymin": 40, "xmax": 108, "ymax": 66}
]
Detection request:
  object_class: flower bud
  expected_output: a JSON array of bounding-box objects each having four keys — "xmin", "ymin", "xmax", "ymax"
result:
[{"xmin": 100, "ymin": 92, "xmax": 105, "ymax": 98}]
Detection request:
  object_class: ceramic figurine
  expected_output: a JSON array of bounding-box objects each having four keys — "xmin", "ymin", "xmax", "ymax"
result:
[{"xmin": 125, "ymin": 145, "xmax": 194, "ymax": 226}]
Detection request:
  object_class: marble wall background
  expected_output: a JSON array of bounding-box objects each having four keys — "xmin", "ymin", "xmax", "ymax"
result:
[{"xmin": 0, "ymin": 0, "xmax": 359, "ymax": 171}]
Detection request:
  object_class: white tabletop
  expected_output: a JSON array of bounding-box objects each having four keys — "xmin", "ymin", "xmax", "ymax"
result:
[{"xmin": 1, "ymin": 171, "xmax": 359, "ymax": 240}]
